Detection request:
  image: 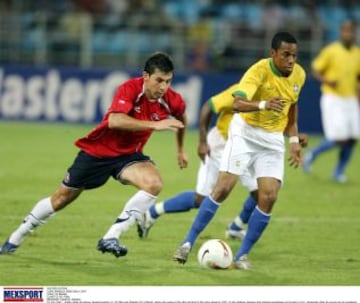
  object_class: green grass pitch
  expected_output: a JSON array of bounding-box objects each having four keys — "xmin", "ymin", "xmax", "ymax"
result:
[{"xmin": 0, "ymin": 121, "xmax": 359, "ymax": 286}]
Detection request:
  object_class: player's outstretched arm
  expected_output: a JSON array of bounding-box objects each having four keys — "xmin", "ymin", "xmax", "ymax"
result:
[
  {"xmin": 108, "ymin": 113, "xmax": 184, "ymax": 131},
  {"xmin": 153, "ymin": 119, "xmax": 185, "ymax": 131},
  {"xmin": 233, "ymin": 96, "xmax": 285, "ymax": 113}
]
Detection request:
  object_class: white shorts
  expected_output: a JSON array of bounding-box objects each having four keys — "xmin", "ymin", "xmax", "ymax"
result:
[
  {"xmin": 320, "ymin": 93, "xmax": 360, "ymax": 140},
  {"xmin": 220, "ymin": 114, "xmax": 285, "ymax": 185},
  {"xmin": 196, "ymin": 127, "xmax": 257, "ymax": 196}
]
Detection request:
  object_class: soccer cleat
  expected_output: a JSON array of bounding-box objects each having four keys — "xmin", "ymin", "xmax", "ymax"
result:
[
  {"xmin": 97, "ymin": 238, "xmax": 128, "ymax": 258},
  {"xmin": 333, "ymin": 174, "xmax": 347, "ymax": 184},
  {"xmin": 173, "ymin": 242, "xmax": 191, "ymax": 264},
  {"xmin": 0, "ymin": 239, "xmax": 18, "ymax": 255},
  {"xmin": 137, "ymin": 211, "xmax": 156, "ymax": 239},
  {"xmin": 225, "ymin": 227, "xmax": 246, "ymax": 241},
  {"xmin": 303, "ymin": 151, "xmax": 314, "ymax": 173},
  {"xmin": 232, "ymin": 254, "xmax": 251, "ymax": 270}
]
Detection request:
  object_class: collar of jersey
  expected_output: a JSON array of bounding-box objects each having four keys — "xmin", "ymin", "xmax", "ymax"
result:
[{"xmin": 269, "ymin": 59, "xmax": 282, "ymax": 77}]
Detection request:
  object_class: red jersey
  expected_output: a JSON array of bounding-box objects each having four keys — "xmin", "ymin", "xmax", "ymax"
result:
[{"xmin": 75, "ymin": 77, "xmax": 186, "ymax": 157}]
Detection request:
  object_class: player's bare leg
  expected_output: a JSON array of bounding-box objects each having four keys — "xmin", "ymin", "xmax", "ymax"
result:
[{"xmin": 98, "ymin": 161, "xmax": 161, "ymax": 257}]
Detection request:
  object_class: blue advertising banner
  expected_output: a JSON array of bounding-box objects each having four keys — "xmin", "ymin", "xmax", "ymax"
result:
[{"xmin": 0, "ymin": 66, "xmax": 322, "ymax": 133}]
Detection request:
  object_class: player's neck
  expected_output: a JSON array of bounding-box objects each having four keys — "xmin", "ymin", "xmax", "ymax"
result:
[{"xmin": 341, "ymin": 41, "xmax": 353, "ymax": 49}]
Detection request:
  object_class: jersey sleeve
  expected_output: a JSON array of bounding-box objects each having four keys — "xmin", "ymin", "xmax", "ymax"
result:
[
  {"xmin": 232, "ymin": 63, "xmax": 265, "ymax": 100},
  {"xmin": 107, "ymin": 82, "xmax": 138, "ymax": 114},
  {"xmin": 295, "ymin": 66, "xmax": 307, "ymax": 102},
  {"xmin": 209, "ymin": 83, "xmax": 238, "ymax": 114},
  {"xmin": 168, "ymin": 91, "xmax": 186, "ymax": 117}
]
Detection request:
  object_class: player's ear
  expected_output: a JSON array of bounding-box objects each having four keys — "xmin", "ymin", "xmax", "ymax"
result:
[{"xmin": 142, "ymin": 71, "xmax": 150, "ymax": 80}]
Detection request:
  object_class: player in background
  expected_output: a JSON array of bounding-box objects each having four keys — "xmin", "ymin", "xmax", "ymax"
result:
[
  {"xmin": 303, "ymin": 20, "xmax": 360, "ymax": 183},
  {"xmin": 137, "ymin": 84, "xmax": 308, "ymax": 241},
  {"xmin": 0, "ymin": 52, "xmax": 188, "ymax": 258},
  {"xmin": 173, "ymin": 32, "xmax": 306, "ymax": 270}
]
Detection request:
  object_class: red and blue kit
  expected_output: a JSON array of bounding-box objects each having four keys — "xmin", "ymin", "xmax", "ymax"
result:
[{"xmin": 76, "ymin": 77, "xmax": 186, "ymax": 157}]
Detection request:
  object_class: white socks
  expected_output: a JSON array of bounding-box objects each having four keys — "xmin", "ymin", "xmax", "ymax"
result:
[
  {"xmin": 103, "ymin": 190, "xmax": 157, "ymax": 239},
  {"xmin": 8, "ymin": 191, "xmax": 157, "ymax": 245},
  {"xmin": 232, "ymin": 215, "xmax": 245, "ymax": 229},
  {"xmin": 9, "ymin": 197, "xmax": 55, "ymax": 245},
  {"xmin": 154, "ymin": 201, "xmax": 165, "ymax": 216}
]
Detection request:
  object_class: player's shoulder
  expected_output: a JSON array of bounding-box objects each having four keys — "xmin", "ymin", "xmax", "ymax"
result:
[
  {"xmin": 120, "ymin": 77, "xmax": 143, "ymax": 91},
  {"xmin": 113, "ymin": 77, "xmax": 143, "ymax": 98},
  {"xmin": 163, "ymin": 86, "xmax": 186, "ymax": 114},
  {"xmin": 353, "ymin": 44, "xmax": 360, "ymax": 54},
  {"xmin": 164, "ymin": 86, "xmax": 184, "ymax": 102},
  {"xmin": 322, "ymin": 41, "xmax": 341, "ymax": 53},
  {"xmin": 291, "ymin": 63, "xmax": 306, "ymax": 86},
  {"xmin": 243, "ymin": 58, "xmax": 269, "ymax": 78},
  {"xmin": 294, "ymin": 62, "xmax": 306, "ymax": 76},
  {"xmin": 249, "ymin": 58, "xmax": 269, "ymax": 70}
]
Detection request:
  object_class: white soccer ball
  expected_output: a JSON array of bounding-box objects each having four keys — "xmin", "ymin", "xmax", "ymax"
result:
[{"xmin": 197, "ymin": 239, "xmax": 233, "ymax": 269}]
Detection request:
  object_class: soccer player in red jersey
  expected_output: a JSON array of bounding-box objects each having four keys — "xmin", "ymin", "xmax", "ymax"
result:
[{"xmin": 0, "ymin": 52, "xmax": 188, "ymax": 258}]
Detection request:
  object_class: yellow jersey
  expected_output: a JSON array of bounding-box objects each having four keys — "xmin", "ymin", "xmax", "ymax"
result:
[
  {"xmin": 208, "ymin": 84, "xmax": 238, "ymax": 139},
  {"xmin": 233, "ymin": 58, "xmax": 306, "ymax": 132},
  {"xmin": 312, "ymin": 41, "xmax": 360, "ymax": 97}
]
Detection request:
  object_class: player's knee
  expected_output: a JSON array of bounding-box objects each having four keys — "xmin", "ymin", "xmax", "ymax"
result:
[
  {"xmin": 194, "ymin": 193, "xmax": 205, "ymax": 207},
  {"xmin": 142, "ymin": 178, "xmax": 163, "ymax": 195},
  {"xmin": 258, "ymin": 190, "xmax": 277, "ymax": 213},
  {"xmin": 211, "ymin": 186, "xmax": 231, "ymax": 202},
  {"xmin": 264, "ymin": 191, "xmax": 277, "ymax": 204},
  {"xmin": 51, "ymin": 188, "xmax": 80, "ymax": 211}
]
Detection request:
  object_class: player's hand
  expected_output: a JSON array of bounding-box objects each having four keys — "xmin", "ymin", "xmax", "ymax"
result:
[
  {"xmin": 299, "ymin": 133, "xmax": 308, "ymax": 148},
  {"xmin": 197, "ymin": 141, "xmax": 210, "ymax": 162},
  {"xmin": 154, "ymin": 119, "xmax": 184, "ymax": 131},
  {"xmin": 265, "ymin": 97, "xmax": 285, "ymax": 112},
  {"xmin": 288, "ymin": 142, "xmax": 302, "ymax": 168},
  {"xmin": 177, "ymin": 150, "xmax": 188, "ymax": 169}
]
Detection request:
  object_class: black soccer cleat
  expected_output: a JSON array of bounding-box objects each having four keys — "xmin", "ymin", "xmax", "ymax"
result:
[{"xmin": 97, "ymin": 238, "xmax": 128, "ymax": 258}]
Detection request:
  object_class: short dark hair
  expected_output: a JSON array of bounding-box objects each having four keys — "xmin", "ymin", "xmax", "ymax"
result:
[
  {"xmin": 271, "ymin": 32, "xmax": 297, "ymax": 50},
  {"xmin": 144, "ymin": 52, "xmax": 174, "ymax": 75}
]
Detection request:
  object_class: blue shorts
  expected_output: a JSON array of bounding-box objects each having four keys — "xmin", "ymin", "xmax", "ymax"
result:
[{"xmin": 62, "ymin": 151, "xmax": 152, "ymax": 190}]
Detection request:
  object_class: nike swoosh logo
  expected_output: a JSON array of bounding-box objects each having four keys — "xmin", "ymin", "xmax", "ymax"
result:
[{"xmin": 201, "ymin": 249, "xmax": 210, "ymax": 262}]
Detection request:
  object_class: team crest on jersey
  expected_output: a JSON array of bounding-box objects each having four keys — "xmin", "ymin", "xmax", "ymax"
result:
[
  {"xmin": 293, "ymin": 84, "xmax": 299, "ymax": 92},
  {"xmin": 151, "ymin": 113, "xmax": 160, "ymax": 121}
]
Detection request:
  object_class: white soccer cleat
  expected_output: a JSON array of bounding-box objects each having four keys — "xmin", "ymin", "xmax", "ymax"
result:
[
  {"xmin": 233, "ymin": 254, "xmax": 251, "ymax": 270},
  {"xmin": 173, "ymin": 242, "xmax": 191, "ymax": 264},
  {"xmin": 225, "ymin": 227, "xmax": 246, "ymax": 241},
  {"xmin": 137, "ymin": 211, "xmax": 156, "ymax": 239},
  {"xmin": 333, "ymin": 174, "xmax": 347, "ymax": 184}
]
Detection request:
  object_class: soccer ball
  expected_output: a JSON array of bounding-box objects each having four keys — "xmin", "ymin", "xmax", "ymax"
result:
[{"xmin": 197, "ymin": 239, "xmax": 233, "ymax": 269}]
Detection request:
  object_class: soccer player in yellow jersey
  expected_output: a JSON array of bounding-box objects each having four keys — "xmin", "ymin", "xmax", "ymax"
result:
[
  {"xmin": 303, "ymin": 20, "xmax": 360, "ymax": 183},
  {"xmin": 137, "ymin": 84, "xmax": 257, "ymax": 240},
  {"xmin": 173, "ymin": 32, "xmax": 306, "ymax": 269},
  {"xmin": 138, "ymin": 84, "xmax": 308, "ymax": 240}
]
